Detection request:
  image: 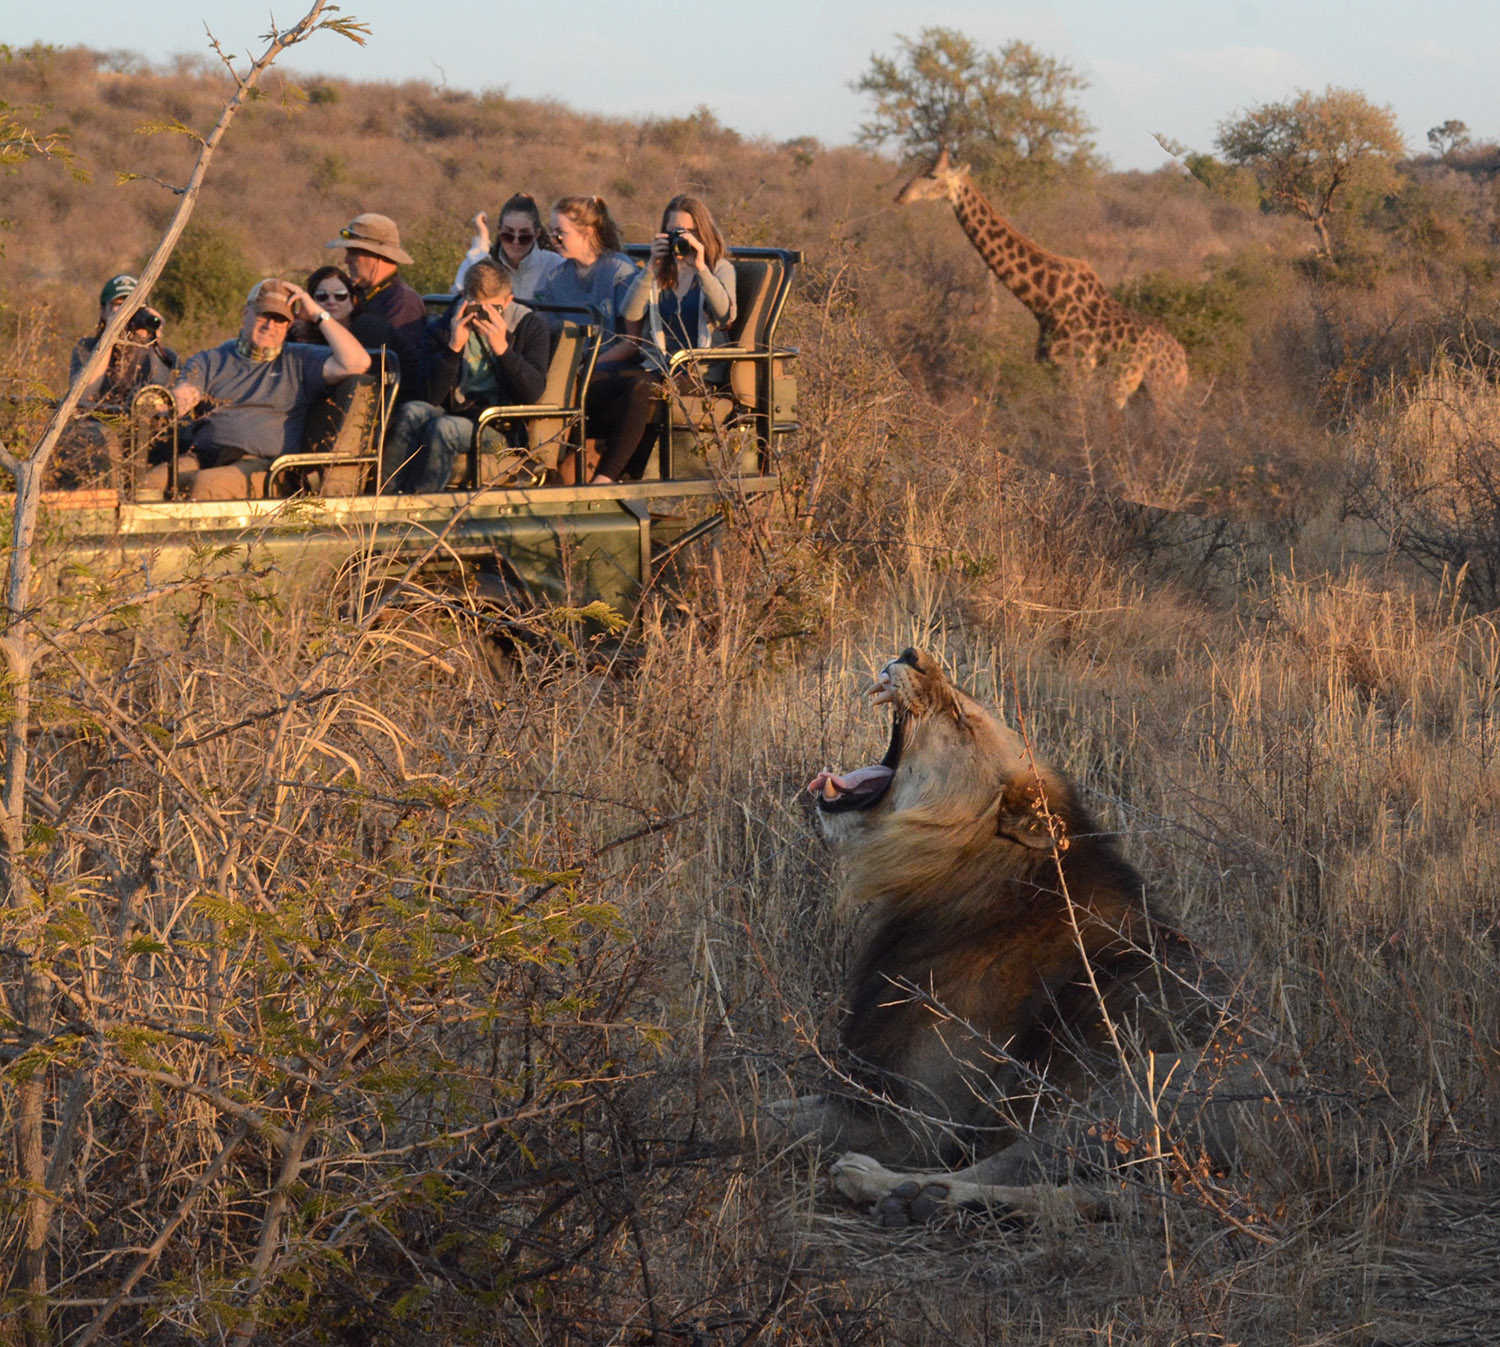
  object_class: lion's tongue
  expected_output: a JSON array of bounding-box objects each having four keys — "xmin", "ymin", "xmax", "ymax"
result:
[{"xmin": 821, "ymin": 765, "xmax": 894, "ymax": 803}]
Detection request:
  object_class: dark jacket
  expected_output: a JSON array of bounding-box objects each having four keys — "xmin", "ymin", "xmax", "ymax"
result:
[
  {"xmin": 423, "ymin": 297, "xmax": 550, "ymax": 414},
  {"xmin": 69, "ymin": 334, "xmax": 178, "ymax": 408},
  {"xmin": 354, "ymin": 275, "xmax": 428, "ymax": 401}
]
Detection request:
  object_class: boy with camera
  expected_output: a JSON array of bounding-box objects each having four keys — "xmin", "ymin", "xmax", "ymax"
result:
[{"xmin": 379, "ymin": 258, "xmax": 549, "ymax": 492}]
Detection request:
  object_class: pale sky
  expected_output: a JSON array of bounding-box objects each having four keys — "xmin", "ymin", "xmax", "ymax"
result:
[{"xmin": 7, "ymin": 1, "xmax": 1499, "ymax": 169}]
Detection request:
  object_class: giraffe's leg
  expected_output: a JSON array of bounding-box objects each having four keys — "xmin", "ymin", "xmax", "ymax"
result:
[
  {"xmin": 1113, "ymin": 358, "xmax": 1146, "ymax": 408},
  {"xmin": 1138, "ymin": 331, "xmax": 1189, "ymax": 406}
]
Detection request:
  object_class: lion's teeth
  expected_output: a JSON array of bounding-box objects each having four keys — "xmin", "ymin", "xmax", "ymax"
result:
[{"xmin": 822, "ymin": 778, "xmax": 840, "ymax": 800}]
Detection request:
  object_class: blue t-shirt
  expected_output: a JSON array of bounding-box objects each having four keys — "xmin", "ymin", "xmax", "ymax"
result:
[{"xmin": 181, "ymin": 340, "xmax": 329, "ymax": 462}]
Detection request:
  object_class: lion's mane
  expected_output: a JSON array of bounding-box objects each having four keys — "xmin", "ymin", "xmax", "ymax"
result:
[{"xmin": 814, "ymin": 649, "xmax": 1205, "ymax": 1144}]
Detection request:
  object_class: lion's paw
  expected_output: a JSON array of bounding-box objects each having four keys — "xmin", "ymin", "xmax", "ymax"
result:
[
  {"xmin": 830, "ymin": 1153, "xmax": 954, "ymax": 1227},
  {"xmin": 762, "ymin": 1097, "xmax": 806, "ymax": 1127},
  {"xmin": 759, "ymin": 1094, "xmax": 837, "ymax": 1146},
  {"xmin": 829, "ymin": 1152, "xmax": 896, "ymax": 1202}
]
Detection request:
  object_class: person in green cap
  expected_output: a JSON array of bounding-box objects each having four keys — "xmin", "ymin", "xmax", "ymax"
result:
[{"xmin": 54, "ymin": 274, "xmax": 178, "ymax": 489}]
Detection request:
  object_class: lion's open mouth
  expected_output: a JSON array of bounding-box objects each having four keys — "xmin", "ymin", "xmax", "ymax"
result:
[{"xmin": 810, "ymin": 700, "xmax": 905, "ymax": 814}]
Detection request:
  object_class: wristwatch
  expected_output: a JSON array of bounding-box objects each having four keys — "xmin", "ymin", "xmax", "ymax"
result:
[{"xmin": 313, "ymin": 310, "xmax": 332, "ymax": 325}]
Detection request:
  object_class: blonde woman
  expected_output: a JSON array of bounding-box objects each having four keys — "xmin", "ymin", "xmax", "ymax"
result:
[{"xmin": 531, "ymin": 194, "xmax": 655, "ymax": 483}]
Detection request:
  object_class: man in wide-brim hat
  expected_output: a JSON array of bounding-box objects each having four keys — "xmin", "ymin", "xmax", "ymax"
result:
[{"xmin": 327, "ymin": 212, "xmax": 427, "ymax": 401}]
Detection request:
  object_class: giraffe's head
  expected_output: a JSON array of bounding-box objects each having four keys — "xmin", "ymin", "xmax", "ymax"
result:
[{"xmin": 895, "ymin": 147, "xmax": 970, "ymax": 205}]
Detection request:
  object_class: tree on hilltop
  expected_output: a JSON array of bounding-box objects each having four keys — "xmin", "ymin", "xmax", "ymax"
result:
[
  {"xmin": 1428, "ymin": 118, "xmax": 1471, "ymax": 158},
  {"xmin": 854, "ymin": 27, "xmax": 1097, "ymax": 190},
  {"xmin": 1215, "ymin": 86, "xmax": 1405, "ymax": 258}
]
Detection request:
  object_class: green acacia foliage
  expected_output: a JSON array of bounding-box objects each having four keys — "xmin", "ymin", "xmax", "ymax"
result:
[
  {"xmin": 1112, "ymin": 260, "xmax": 1275, "ymax": 376},
  {"xmin": 1216, "ymin": 86, "xmax": 1406, "ymax": 258},
  {"xmin": 854, "ymin": 28, "xmax": 1098, "ymax": 191},
  {"xmin": 153, "ymin": 219, "xmax": 259, "ymax": 326}
]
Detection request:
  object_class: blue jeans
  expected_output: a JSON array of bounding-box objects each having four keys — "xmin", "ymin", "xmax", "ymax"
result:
[{"xmin": 381, "ymin": 401, "xmax": 475, "ymax": 492}]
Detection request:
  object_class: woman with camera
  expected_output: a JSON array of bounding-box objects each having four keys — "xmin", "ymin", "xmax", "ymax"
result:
[
  {"xmin": 380, "ymin": 257, "xmax": 549, "ymax": 492},
  {"xmin": 621, "ymin": 194, "xmax": 737, "ymax": 379},
  {"xmin": 453, "ymin": 192, "xmax": 565, "ymax": 302}
]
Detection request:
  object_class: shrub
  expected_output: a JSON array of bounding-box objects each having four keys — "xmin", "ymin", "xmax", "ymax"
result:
[
  {"xmin": 641, "ymin": 104, "xmax": 740, "ymax": 156},
  {"xmin": 1182, "ymin": 151, "xmax": 1261, "ymax": 210},
  {"xmin": 1112, "ymin": 265, "xmax": 1250, "ymax": 374},
  {"xmin": 399, "ymin": 216, "xmax": 465, "ymax": 295},
  {"xmin": 1346, "ymin": 350, "xmax": 1500, "ymax": 605},
  {"xmin": 153, "ymin": 219, "xmax": 258, "ymax": 326}
]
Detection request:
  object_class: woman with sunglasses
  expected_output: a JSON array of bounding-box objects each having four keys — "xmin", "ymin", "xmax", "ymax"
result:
[
  {"xmin": 292, "ymin": 265, "xmax": 399, "ymax": 353},
  {"xmin": 452, "ymin": 193, "xmax": 564, "ymax": 302}
]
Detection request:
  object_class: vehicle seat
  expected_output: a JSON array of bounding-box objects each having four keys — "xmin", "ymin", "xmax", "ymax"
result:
[
  {"xmin": 462, "ymin": 308, "xmax": 601, "ymax": 487},
  {"xmin": 265, "ymin": 349, "xmax": 400, "ymax": 497}
]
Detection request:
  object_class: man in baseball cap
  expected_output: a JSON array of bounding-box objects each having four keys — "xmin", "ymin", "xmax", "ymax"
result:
[
  {"xmin": 246, "ymin": 277, "xmax": 297, "ymax": 321},
  {"xmin": 139, "ymin": 277, "xmax": 370, "ymax": 501},
  {"xmin": 98, "ymin": 273, "xmax": 139, "ymax": 306},
  {"xmin": 327, "ymin": 212, "xmax": 426, "ymax": 400},
  {"xmin": 70, "ymin": 273, "xmax": 175, "ymax": 410}
]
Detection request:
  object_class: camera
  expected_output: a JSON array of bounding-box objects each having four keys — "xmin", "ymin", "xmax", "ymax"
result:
[
  {"xmin": 666, "ymin": 228, "xmax": 694, "ymax": 260},
  {"xmin": 130, "ymin": 310, "xmax": 163, "ymax": 336}
]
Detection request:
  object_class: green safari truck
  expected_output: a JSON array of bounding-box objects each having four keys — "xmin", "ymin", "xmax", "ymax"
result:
[{"xmin": 51, "ymin": 247, "xmax": 801, "ymax": 625}]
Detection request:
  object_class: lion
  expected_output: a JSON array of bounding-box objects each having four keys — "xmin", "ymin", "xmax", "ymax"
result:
[{"xmin": 779, "ymin": 649, "xmax": 1279, "ymax": 1227}]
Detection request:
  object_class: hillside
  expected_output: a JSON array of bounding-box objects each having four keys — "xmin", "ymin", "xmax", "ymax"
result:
[{"xmin": 0, "ymin": 45, "xmax": 1303, "ymax": 483}]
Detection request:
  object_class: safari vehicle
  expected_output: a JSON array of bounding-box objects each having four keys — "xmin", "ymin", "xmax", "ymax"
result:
[{"xmin": 51, "ymin": 247, "xmax": 801, "ymax": 623}]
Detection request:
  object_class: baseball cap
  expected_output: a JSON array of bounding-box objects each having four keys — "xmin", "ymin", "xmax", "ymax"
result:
[
  {"xmin": 246, "ymin": 278, "xmax": 296, "ymax": 321},
  {"xmin": 99, "ymin": 274, "xmax": 138, "ymax": 306}
]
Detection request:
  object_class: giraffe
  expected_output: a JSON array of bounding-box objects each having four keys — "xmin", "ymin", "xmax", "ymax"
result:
[{"xmin": 897, "ymin": 149, "xmax": 1189, "ymax": 408}]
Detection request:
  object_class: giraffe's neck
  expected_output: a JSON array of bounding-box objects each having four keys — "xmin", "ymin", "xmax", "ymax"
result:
[{"xmin": 948, "ymin": 175, "xmax": 1067, "ymax": 321}]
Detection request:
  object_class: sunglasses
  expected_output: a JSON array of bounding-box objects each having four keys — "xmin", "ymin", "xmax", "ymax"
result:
[
  {"xmin": 313, "ymin": 289, "xmax": 350, "ymax": 302},
  {"xmin": 498, "ymin": 230, "xmax": 536, "ymax": 245},
  {"xmin": 256, "ymin": 312, "xmax": 291, "ymax": 326}
]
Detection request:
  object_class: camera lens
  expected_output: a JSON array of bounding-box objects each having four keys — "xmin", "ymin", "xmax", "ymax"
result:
[{"xmin": 669, "ymin": 229, "xmax": 693, "ymax": 259}]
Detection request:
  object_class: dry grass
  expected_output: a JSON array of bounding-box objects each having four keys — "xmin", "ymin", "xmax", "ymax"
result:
[{"xmin": 10, "ymin": 424, "xmax": 1498, "ymax": 1342}]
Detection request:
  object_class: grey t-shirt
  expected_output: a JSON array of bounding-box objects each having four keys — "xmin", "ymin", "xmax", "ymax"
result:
[
  {"xmin": 531, "ymin": 252, "xmax": 640, "ymax": 359},
  {"xmin": 180, "ymin": 340, "xmax": 330, "ymax": 463}
]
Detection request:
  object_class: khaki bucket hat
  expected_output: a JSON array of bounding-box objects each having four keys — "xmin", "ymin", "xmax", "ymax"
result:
[{"xmin": 325, "ymin": 212, "xmax": 414, "ymax": 265}]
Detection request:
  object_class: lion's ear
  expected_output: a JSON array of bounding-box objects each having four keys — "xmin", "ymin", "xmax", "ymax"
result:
[{"xmin": 995, "ymin": 778, "xmax": 1060, "ymax": 852}]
